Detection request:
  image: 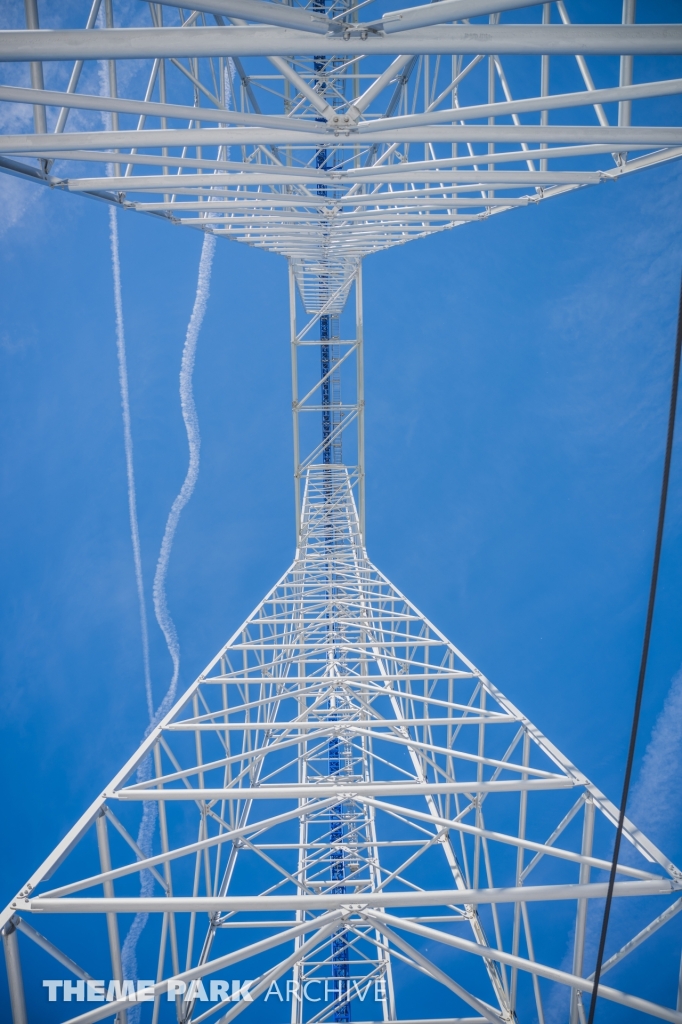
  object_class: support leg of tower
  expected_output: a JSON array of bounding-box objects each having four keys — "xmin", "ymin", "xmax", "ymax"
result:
[
  {"xmin": 289, "ymin": 260, "xmax": 302, "ymax": 543},
  {"xmin": 1, "ymin": 919, "xmax": 28, "ymax": 1024},
  {"xmin": 355, "ymin": 263, "xmax": 366, "ymax": 544},
  {"xmin": 96, "ymin": 810, "xmax": 127, "ymax": 1024}
]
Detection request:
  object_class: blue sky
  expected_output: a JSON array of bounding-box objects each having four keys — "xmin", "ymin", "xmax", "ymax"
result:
[{"xmin": 1, "ymin": 150, "xmax": 682, "ymax": 1018}]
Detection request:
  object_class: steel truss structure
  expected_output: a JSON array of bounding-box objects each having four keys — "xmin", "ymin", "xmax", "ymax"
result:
[
  {"xmin": 3, "ymin": 2, "xmax": 682, "ymax": 1023},
  {"xmin": 1, "ymin": 0, "xmax": 682, "ymax": 299},
  {"xmin": 2, "ymin": 456, "xmax": 682, "ymax": 1024}
]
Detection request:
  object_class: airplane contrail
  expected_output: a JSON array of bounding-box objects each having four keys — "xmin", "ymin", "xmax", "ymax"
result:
[
  {"xmin": 107, "ymin": 203, "xmax": 158, "ymax": 1024},
  {"xmin": 120, "ymin": 751, "xmax": 157, "ymax": 1016},
  {"xmin": 99, "ymin": 40, "xmax": 159, "ymax": 1013},
  {"xmin": 99, "ymin": 24, "xmax": 220, "ymax": 1002},
  {"xmin": 115, "ymin": 228, "xmax": 217, "ymax": 1020},
  {"xmin": 108, "ymin": 206, "xmax": 154, "ymax": 723},
  {"xmin": 98, "ymin": 13, "xmax": 151, "ymax": 706},
  {"xmin": 113, "ymin": 230, "xmax": 217, "ymax": 1011},
  {"xmin": 151, "ymin": 231, "xmax": 217, "ymax": 727}
]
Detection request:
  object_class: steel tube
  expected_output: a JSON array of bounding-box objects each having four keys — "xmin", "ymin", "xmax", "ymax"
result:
[
  {"xmin": 2, "ymin": 75, "xmax": 681, "ymax": 138},
  {"xmin": 3, "ymin": 125, "xmax": 682, "ymax": 157},
  {"xmin": 164, "ymin": 714, "xmax": 515, "ymax": 726},
  {"xmin": 24, "ymin": 878, "xmax": 679, "ymax": 914},
  {"xmin": 116, "ymin": 779, "xmax": 574, "ymax": 800},
  {"xmin": 160, "ymin": 0, "xmax": 330, "ymax": 34},
  {"xmin": 1, "ymin": 25, "xmax": 681, "ymax": 62},
  {"xmin": 380, "ymin": 0, "xmax": 541, "ymax": 34},
  {"xmin": 0, "ymin": 83, "xmax": 315, "ymax": 131},
  {"xmin": 57, "ymin": 913, "xmax": 342, "ymax": 1024},
  {"xmin": 365, "ymin": 910, "xmax": 682, "ymax": 1024},
  {"xmin": 12, "ymin": 915, "xmax": 93, "ymax": 981},
  {"xmin": 95, "ymin": 813, "xmax": 126, "ymax": 1024},
  {"xmin": 355, "ymin": 263, "xmax": 366, "ymax": 543},
  {"xmin": 22, "ymin": 0, "xmax": 46, "ymax": 134},
  {"xmin": 289, "ymin": 261, "xmax": 302, "ymax": 542},
  {"xmin": 1, "ymin": 920, "xmax": 27, "ymax": 1024}
]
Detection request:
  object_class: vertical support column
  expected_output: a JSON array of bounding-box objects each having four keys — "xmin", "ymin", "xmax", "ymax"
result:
[
  {"xmin": 23, "ymin": 0, "xmax": 46, "ymax": 136},
  {"xmin": 473, "ymin": 685, "xmax": 486, "ymax": 891},
  {"xmin": 154, "ymin": 744, "xmax": 181, "ymax": 995},
  {"xmin": 1, "ymin": 919, "xmax": 28, "ymax": 1024},
  {"xmin": 487, "ymin": 14, "xmax": 496, "ymax": 196},
  {"xmin": 619, "ymin": 0, "xmax": 636, "ymax": 128},
  {"xmin": 355, "ymin": 262, "xmax": 366, "ymax": 546},
  {"xmin": 510, "ymin": 729, "xmax": 530, "ymax": 1013},
  {"xmin": 289, "ymin": 262, "xmax": 302, "ymax": 545},
  {"xmin": 451, "ymin": 53, "xmax": 459, "ymax": 163},
  {"xmin": 96, "ymin": 811, "xmax": 127, "ymax": 1024},
  {"xmin": 104, "ymin": 0, "xmax": 121, "ymax": 178},
  {"xmin": 148, "ymin": 4, "xmax": 169, "ymax": 197},
  {"xmin": 570, "ymin": 798, "xmax": 595, "ymax": 1024},
  {"xmin": 292, "ymin": 609, "xmax": 307, "ymax": 1024},
  {"xmin": 540, "ymin": 2, "xmax": 551, "ymax": 172},
  {"xmin": 423, "ymin": 54, "xmax": 430, "ymax": 164},
  {"xmin": 320, "ymin": 312, "xmax": 332, "ymax": 465},
  {"xmin": 352, "ymin": 0, "xmax": 360, "ymax": 170}
]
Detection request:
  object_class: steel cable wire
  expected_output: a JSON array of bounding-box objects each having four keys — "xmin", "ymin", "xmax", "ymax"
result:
[{"xmin": 587, "ymin": 276, "xmax": 682, "ymax": 1022}]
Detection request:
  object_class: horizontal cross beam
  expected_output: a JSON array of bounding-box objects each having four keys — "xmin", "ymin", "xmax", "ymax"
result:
[
  {"xmin": 22, "ymin": 878, "xmax": 680, "ymax": 914},
  {"xmin": 1, "ymin": 25, "xmax": 681, "ymax": 62}
]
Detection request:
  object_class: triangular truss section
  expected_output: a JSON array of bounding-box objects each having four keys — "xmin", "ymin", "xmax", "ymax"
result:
[{"xmin": 2, "ymin": 466, "xmax": 681, "ymax": 1024}]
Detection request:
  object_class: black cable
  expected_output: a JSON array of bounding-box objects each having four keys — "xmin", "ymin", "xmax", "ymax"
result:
[{"xmin": 587, "ymin": 276, "xmax": 682, "ymax": 1023}]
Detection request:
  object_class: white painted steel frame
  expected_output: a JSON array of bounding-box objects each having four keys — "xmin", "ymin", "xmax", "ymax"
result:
[
  {"xmin": 1, "ymin": 1, "xmax": 682, "ymax": 305},
  {"xmin": 2, "ymin": 466, "xmax": 682, "ymax": 1024},
  {"xmin": 289, "ymin": 263, "xmax": 365, "ymax": 544},
  {"xmin": 3, "ymin": 4, "xmax": 682, "ymax": 1022}
]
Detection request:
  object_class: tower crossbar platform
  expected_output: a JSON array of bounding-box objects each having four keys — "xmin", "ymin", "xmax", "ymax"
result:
[{"xmin": 2, "ymin": 2, "xmax": 682, "ymax": 1022}]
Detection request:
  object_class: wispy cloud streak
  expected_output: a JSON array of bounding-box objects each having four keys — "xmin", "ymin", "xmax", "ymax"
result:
[
  {"xmin": 108, "ymin": 206, "xmax": 154, "ymax": 721},
  {"xmin": 120, "ymin": 753, "xmax": 157, "ymax": 1022},
  {"xmin": 124, "ymin": 233, "xmax": 218, "ymax": 1020},
  {"xmin": 112, "ymin": 230, "xmax": 217, "ymax": 1016},
  {"xmin": 99, "ymin": 42, "xmax": 159, "ymax": 1016},
  {"xmin": 111, "ymin": 218, "xmax": 217, "ymax": 1024},
  {"xmin": 151, "ymin": 231, "xmax": 217, "ymax": 726},
  {"xmin": 628, "ymin": 666, "xmax": 682, "ymax": 847},
  {"xmin": 98, "ymin": 31, "xmax": 218, "ymax": 1005},
  {"xmin": 107, "ymin": 203, "xmax": 157, "ymax": 1024},
  {"xmin": 546, "ymin": 666, "xmax": 682, "ymax": 1023}
]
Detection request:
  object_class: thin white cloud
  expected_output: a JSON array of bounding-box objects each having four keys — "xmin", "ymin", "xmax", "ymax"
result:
[
  {"xmin": 151, "ymin": 232, "xmax": 217, "ymax": 726},
  {"xmin": 108, "ymin": 205, "xmax": 154, "ymax": 720},
  {"xmin": 628, "ymin": 666, "xmax": 682, "ymax": 848},
  {"xmin": 545, "ymin": 665, "xmax": 682, "ymax": 1023},
  {"xmin": 0, "ymin": 173, "xmax": 45, "ymax": 237}
]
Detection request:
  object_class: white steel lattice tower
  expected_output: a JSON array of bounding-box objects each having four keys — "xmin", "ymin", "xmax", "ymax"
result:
[{"xmin": 2, "ymin": 3, "xmax": 682, "ymax": 1023}]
